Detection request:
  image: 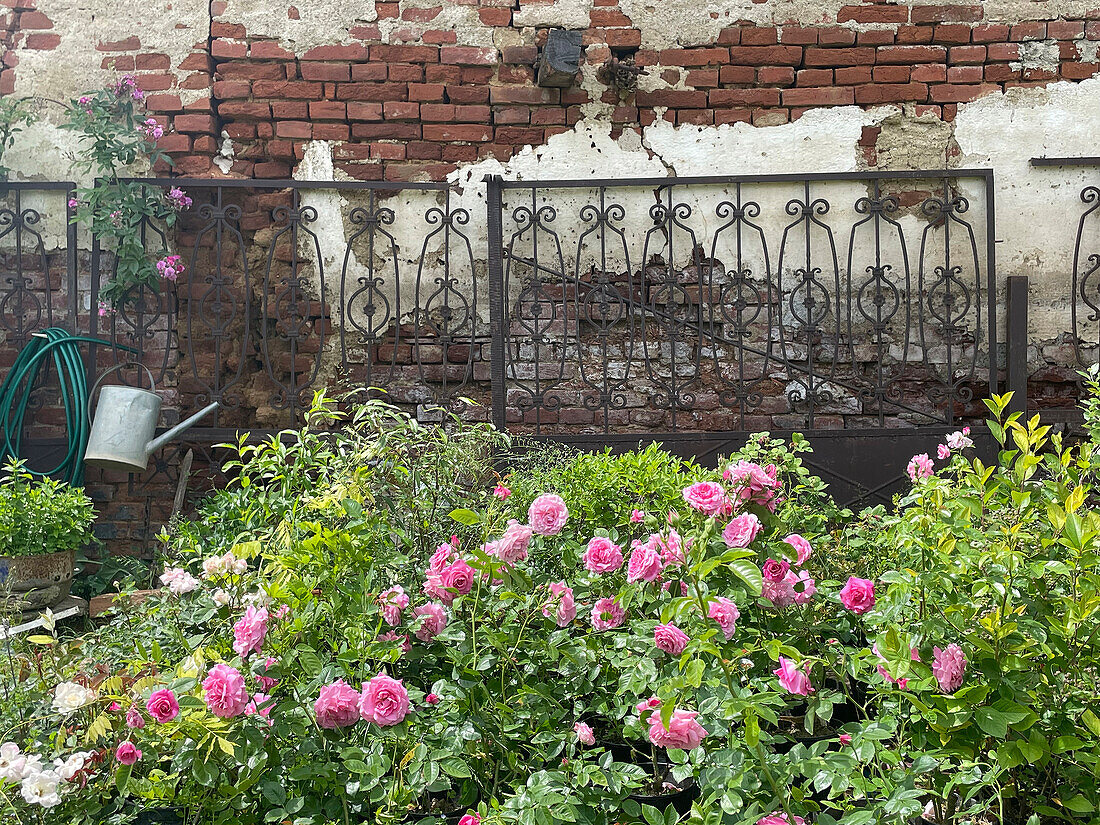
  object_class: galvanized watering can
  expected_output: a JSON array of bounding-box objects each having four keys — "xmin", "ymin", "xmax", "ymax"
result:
[{"xmin": 84, "ymin": 363, "xmax": 218, "ymax": 473}]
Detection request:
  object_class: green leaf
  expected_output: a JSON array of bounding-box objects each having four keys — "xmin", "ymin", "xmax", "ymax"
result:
[
  {"xmin": 729, "ymin": 559, "xmax": 763, "ymax": 595},
  {"xmin": 1082, "ymin": 709, "xmax": 1100, "ymax": 738},
  {"xmin": 744, "ymin": 710, "xmax": 759, "ymax": 748},
  {"xmin": 1064, "ymin": 795, "xmax": 1095, "ymax": 814},
  {"xmin": 448, "ymin": 508, "xmax": 481, "ymax": 526},
  {"xmin": 440, "ymin": 757, "xmax": 471, "ymax": 778},
  {"xmin": 974, "ymin": 707, "xmax": 1009, "ymax": 739},
  {"xmin": 26, "ymin": 635, "xmax": 55, "ymax": 645}
]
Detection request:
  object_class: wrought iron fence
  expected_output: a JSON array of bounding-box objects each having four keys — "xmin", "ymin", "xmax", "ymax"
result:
[{"xmin": 486, "ymin": 170, "xmax": 998, "ymax": 435}]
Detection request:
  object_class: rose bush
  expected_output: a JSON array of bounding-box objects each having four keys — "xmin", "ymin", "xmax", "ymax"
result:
[{"xmin": 1, "ymin": 389, "xmax": 1098, "ymax": 825}]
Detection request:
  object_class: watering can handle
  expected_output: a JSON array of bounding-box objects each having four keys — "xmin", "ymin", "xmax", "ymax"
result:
[{"xmin": 87, "ymin": 362, "xmax": 157, "ymax": 421}]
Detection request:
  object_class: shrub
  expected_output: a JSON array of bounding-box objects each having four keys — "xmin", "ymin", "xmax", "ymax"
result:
[{"xmin": 0, "ymin": 459, "xmax": 95, "ymax": 558}]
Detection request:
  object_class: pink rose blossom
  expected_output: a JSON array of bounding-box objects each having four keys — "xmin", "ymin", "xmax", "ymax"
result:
[
  {"xmin": 412, "ymin": 602, "xmax": 448, "ymax": 641},
  {"xmin": 429, "ymin": 541, "xmax": 456, "ymax": 574},
  {"xmin": 543, "ymin": 581, "xmax": 576, "ymax": 627},
  {"xmin": 762, "ymin": 574, "xmax": 797, "ymax": 609},
  {"xmin": 636, "ymin": 696, "xmax": 662, "ymax": 720},
  {"xmin": 359, "ymin": 672, "xmax": 410, "ymax": 726},
  {"xmin": 492, "ymin": 484, "xmax": 511, "ymax": 500},
  {"xmin": 246, "ymin": 693, "xmax": 274, "ymax": 724},
  {"xmin": 378, "ymin": 631, "xmax": 411, "ymax": 654},
  {"xmin": 774, "ymin": 656, "xmax": 814, "ymax": 696},
  {"xmin": 682, "ymin": 481, "xmax": 730, "ymax": 517},
  {"xmin": 583, "ymin": 536, "xmax": 623, "ymax": 574},
  {"xmin": 146, "ymin": 689, "xmax": 179, "ymax": 723},
  {"xmin": 115, "ymin": 741, "xmax": 141, "ymax": 765},
  {"xmin": 757, "ymin": 815, "xmax": 806, "ymax": 825},
  {"xmin": 783, "ymin": 534, "xmax": 813, "ymax": 565},
  {"xmin": 630, "ymin": 509, "xmax": 645, "ymax": 523},
  {"xmin": 907, "ymin": 453, "xmax": 934, "ymax": 482},
  {"xmin": 792, "ymin": 570, "xmax": 816, "ymax": 605},
  {"xmin": 839, "ymin": 577, "xmax": 876, "ymax": 614},
  {"xmin": 647, "ymin": 708, "xmax": 708, "ymax": 751},
  {"xmin": 707, "ymin": 597, "xmax": 740, "ymax": 640},
  {"xmin": 946, "ymin": 429, "xmax": 974, "ymax": 451},
  {"xmin": 379, "ymin": 585, "xmax": 410, "ymax": 626},
  {"xmin": 937, "ymin": 444, "xmax": 951, "ymax": 460},
  {"xmin": 932, "ymin": 643, "xmax": 967, "ymax": 692},
  {"xmin": 627, "ymin": 541, "xmax": 664, "ymax": 583},
  {"xmin": 723, "ymin": 512, "xmax": 763, "ymax": 548},
  {"xmin": 838, "ymin": 734, "xmax": 852, "ymax": 746},
  {"xmin": 440, "ymin": 560, "xmax": 476, "ymax": 598},
  {"xmin": 492, "ymin": 520, "xmax": 533, "ymax": 564},
  {"xmin": 232, "ymin": 606, "xmax": 268, "ymax": 659},
  {"xmin": 725, "ymin": 460, "xmax": 782, "ymax": 512},
  {"xmin": 590, "ymin": 597, "xmax": 625, "ymax": 631},
  {"xmin": 458, "ymin": 815, "xmax": 480, "ymax": 825},
  {"xmin": 255, "ymin": 657, "xmax": 279, "ymax": 691},
  {"xmin": 314, "ymin": 679, "xmax": 361, "ymax": 730},
  {"xmin": 654, "ymin": 623, "xmax": 689, "ymax": 656},
  {"xmin": 761, "ymin": 558, "xmax": 790, "ymax": 583},
  {"xmin": 425, "ymin": 693, "xmax": 440, "ymax": 705},
  {"xmin": 658, "ymin": 530, "xmax": 688, "ymax": 568},
  {"xmin": 125, "ymin": 705, "xmax": 145, "ymax": 729},
  {"xmin": 528, "ymin": 493, "xmax": 569, "ymax": 535},
  {"xmin": 574, "ymin": 722, "xmax": 595, "ymax": 745},
  {"xmin": 202, "ymin": 664, "xmax": 249, "ymax": 719},
  {"xmin": 874, "ymin": 644, "xmax": 920, "ymax": 690}
]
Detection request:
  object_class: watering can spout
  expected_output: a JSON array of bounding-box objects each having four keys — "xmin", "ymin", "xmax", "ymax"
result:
[{"xmin": 146, "ymin": 402, "xmax": 220, "ymax": 454}]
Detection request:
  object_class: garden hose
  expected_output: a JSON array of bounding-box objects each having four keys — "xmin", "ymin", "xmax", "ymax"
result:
[{"xmin": 0, "ymin": 328, "xmax": 132, "ymax": 487}]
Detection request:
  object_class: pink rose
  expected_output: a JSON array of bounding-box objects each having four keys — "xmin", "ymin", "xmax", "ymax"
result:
[
  {"xmin": 874, "ymin": 644, "xmax": 920, "ymax": 690},
  {"xmin": 654, "ymin": 622, "xmax": 689, "ymax": 655},
  {"xmin": 583, "ymin": 536, "xmax": 623, "ymax": 574},
  {"xmin": 115, "ymin": 741, "xmax": 141, "ymax": 765},
  {"xmin": 839, "ymin": 577, "xmax": 876, "ymax": 614},
  {"xmin": 932, "ymin": 643, "xmax": 967, "ymax": 692},
  {"xmin": 682, "ymin": 481, "xmax": 730, "ymax": 517},
  {"xmin": 761, "ymin": 558, "xmax": 790, "ymax": 583},
  {"xmin": 907, "ymin": 453, "xmax": 934, "ymax": 482},
  {"xmin": 146, "ymin": 689, "xmax": 179, "ymax": 724},
  {"xmin": 762, "ymin": 574, "xmax": 797, "ymax": 608},
  {"xmin": 707, "ymin": 597, "xmax": 740, "ymax": 640},
  {"xmin": 937, "ymin": 443, "xmax": 951, "ymax": 460},
  {"xmin": 757, "ymin": 815, "xmax": 806, "ymax": 825},
  {"xmin": 378, "ymin": 631, "xmax": 411, "ymax": 655},
  {"xmin": 783, "ymin": 534, "xmax": 812, "ymax": 565},
  {"xmin": 722, "ymin": 513, "xmax": 762, "ymax": 548},
  {"xmin": 774, "ymin": 656, "xmax": 813, "ymax": 696},
  {"xmin": 792, "ymin": 570, "xmax": 816, "ymax": 605},
  {"xmin": 543, "ymin": 581, "xmax": 577, "ymax": 627},
  {"xmin": 232, "ymin": 605, "xmax": 269, "ymax": 659},
  {"xmin": 274, "ymin": 604, "xmax": 290, "ymax": 620},
  {"xmin": 440, "ymin": 560, "xmax": 476, "ymax": 598},
  {"xmin": 590, "ymin": 597, "xmax": 625, "ymax": 631},
  {"xmin": 458, "ymin": 815, "xmax": 480, "ymax": 825},
  {"xmin": 630, "ymin": 509, "xmax": 645, "ymax": 523},
  {"xmin": 627, "ymin": 541, "xmax": 664, "ymax": 583},
  {"xmin": 492, "ymin": 484, "xmax": 511, "ymax": 500},
  {"xmin": 314, "ymin": 679, "xmax": 361, "ymax": 729},
  {"xmin": 255, "ymin": 656, "xmax": 279, "ymax": 691},
  {"xmin": 574, "ymin": 721, "xmax": 595, "ymax": 745},
  {"xmin": 838, "ymin": 734, "xmax": 852, "ymax": 746},
  {"xmin": 658, "ymin": 530, "xmax": 688, "ymax": 568},
  {"xmin": 379, "ymin": 585, "xmax": 410, "ymax": 626},
  {"xmin": 360, "ymin": 672, "xmax": 410, "ymax": 726},
  {"xmin": 412, "ymin": 602, "xmax": 448, "ymax": 641},
  {"xmin": 202, "ymin": 664, "xmax": 249, "ymax": 719},
  {"xmin": 528, "ymin": 493, "xmax": 568, "ymax": 535},
  {"xmin": 125, "ymin": 705, "xmax": 145, "ymax": 729},
  {"xmin": 425, "ymin": 693, "xmax": 440, "ymax": 705},
  {"xmin": 246, "ymin": 692, "xmax": 274, "ymax": 720},
  {"xmin": 647, "ymin": 708, "xmax": 708, "ymax": 750},
  {"xmin": 726, "ymin": 460, "xmax": 782, "ymax": 512},
  {"xmin": 429, "ymin": 541, "xmax": 456, "ymax": 574},
  {"xmin": 947, "ymin": 429, "xmax": 973, "ymax": 451},
  {"xmin": 492, "ymin": 520, "xmax": 533, "ymax": 564},
  {"xmin": 635, "ymin": 696, "xmax": 661, "ymax": 720}
]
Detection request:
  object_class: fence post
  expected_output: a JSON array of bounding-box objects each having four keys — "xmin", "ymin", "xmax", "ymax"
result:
[
  {"xmin": 1006, "ymin": 274, "xmax": 1028, "ymax": 415},
  {"xmin": 485, "ymin": 175, "xmax": 507, "ymax": 432}
]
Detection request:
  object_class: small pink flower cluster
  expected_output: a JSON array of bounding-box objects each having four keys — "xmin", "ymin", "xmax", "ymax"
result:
[
  {"xmin": 528, "ymin": 493, "xmax": 568, "ymax": 535},
  {"xmin": 202, "ymin": 551, "xmax": 247, "ymax": 579},
  {"xmin": 907, "ymin": 453, "xmax": 934, "ymax": 482},
  {"xmin": 155, "ymin": 254, "xmax": 185, "ymax": 282},
  {"xmin": 932, "ymin": 643, "xmax": 967, "ymax": 692},
  {"xmin": 97, "ymin": 300, "xmax": 115, "ymax": 318},
  {"xmin": 681, "ymin": 481, "xmax": 731, "ymax": 518},
  {"xmin": 724, "ymin": 460, "xmax": 782, "ymax": 512},
  {"xmin": 159, "ymin": 567, "xmax": 199, "ymax": 596},
  {"xmin": 542, "ymin": 581, "xmax": 576, "ymax": 627},
  {"xmin": 165, "ymin": 187, "xmax": 192, "ymax": 211},
  {"xmin": 314, "ymin": 672, "xmax": 410, "ymax": 729},
  {"xmin": 707, "ymin": 597, "xmax": 740, "ymax": 640},
  {"xmin": 938, "ymin": 426, "xmax": 974, "ymax": 459},
  {"xmin": 758, "ymin": 814, "xmax": 806, "ymax": 825},
  {"xmin": 378, "ymin": 585, "xmax": 410, "ymax": 626},
  {"xmin": 110, "ymin": 74, "xmax": 144, "ymax": 101},
  {"xmin": 232, "ymin": 606, "xmax": 268, "ymax": 659},
  {"xmin": 761, "ymin": 540, "xmax": 816, "ymax": 609},
  {"xmin": 492, "ymin": 483, "xmax": 511, "ymax": 500},
  {"xmin": 139, "ymin": 117, "xmax": 163, "ymax": 140}
]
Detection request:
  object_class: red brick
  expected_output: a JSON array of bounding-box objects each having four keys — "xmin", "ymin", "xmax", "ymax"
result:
[
  {"xmin": 1062, "ymin": 62, "xmax": 1100, "ymax": 79},
  {"xmin": 135, "ymin": 53, "xmax": 170, "ymax": 70},
  {"xmin": 249, "ymin": 42, "xmax": 294, "ymax": 60},
  {"xmin": 854, "ymin": 82, "xmax": 929, "ymax": 103},
  {"xmin": 174, "ymin": 113, "xmax": 217, "ymax": 133},
  {"xmin": 797, "ymin": 68, "xmax": 834, "ymax": 85},
  {"xmin": 709, "ymin": 87, "xmax": 780, "ymax": 106},
  {"xmin": 455, "ymin": 104, "xmax": 491, "ymax": 121},
  {"xmin": 716, "ymin": 27, "xmax": 740, "ymax": 46},
  {"xmin": 781, "ymin": 86, "xmax": 854, "ymax": 105},
  {"xmin": 727, "ymin": 45, "xmax": 803, "ymax": 65},
  {"xmin": 351, "ymin": 64, "xmax": 388, "ymax": 81},
  {"xmin": 719, "ymin": 65, "xmax": 756, "ymax": 84},
  {"xmin": 440, "ymin": 46, "xmax": 498, "ymax": 64},
  {"xmin": 211, "ymin": 39, "xmax": 247, "ymax": 58},
  {"xmin": 501, "ymin": 46, "xmax": 538, "ymax": 64},
  {"xmin": 369, "ymin": 142, "xmax": 405, "ymax": 160},
  {"xmin": 857, "ymin": 30, "xmax": 896, "ymax": 46},
  {"xmin": 349, "ymin": 24, "xmax": 382, "ymax": 40},
  {"xmin": 496, "ymin": 126, "xmax": 545, "ymax": 144},
  {"xmin": 498, "ymin": 64, "xmax": 534, "ymax": 84},
  {"xmin": 346, "ymin": 102, "xmax": 383, "ymax": 120},
  {"xmin": 758, "ymin": 66, "xmax": 795, "ymax": 85},
  {"xmin": 949, "ymin": 45, "xmax": 986, "ymax": 63},
  {"xmin": 934, "ymin": 24, "xmax": 972, "ymax": 44},
  {"xmin": 714, "ymin": 108, "xmax": 752, "ymax": 124},
  {"xmin": 16, "ymin": 10, "xmax": 52, "ymax": 28},
  {"xmin": 143, "ymin": 73, "xmax": 179, "ymax": 91},
  {"xmin": 301, "ymin": 62, "xmax": 351, "ymax": 81},
  {"xmin": 495, "ymin": 106, "xmax": 530, "ymax": 124},
  {"xmin": 635, "ymin": 89, "xmax": 708, "ymax": 107},
  {"xmin": 101, "ymin": 56, "xmax": 135, "ymax": 71},
  {"xmin": 686, "ymin": 68, "xmax": 719, "ymax": 87},
  {"xmin": 597, "ymin": 28, "xmax": 642, "ymax": 48},
  {"xmin": 780, "ymin": 26, "xmax": 818, "ymax": 45},
  {"xmin": 897, "ymin": 25, "xmax": 935, "ymax": 44},
  {"xmin": 448, "ymin": 86, "xmax": 490, "ymax": 103},
  {"xmin": 212, "ymin": 79, "xmax": 250, "ymax": 98},
  {"xmin": 96, "ymin": 36, "xmax": 140, "ymax": 51},
  {"xmin": 419, "ymin": 103, "xmax": 455, "ymax": 120},
  {"xmin": 1048, "ymin": 20, "xmax": 1084, "ymax": 39},
  {"xmin": 407, "ymin": 141, "xmax": 442, "ymax": 159},
  {"xmin": 872, "ymin": 65, "xmax": 911, "ymax": 82},
  {"xmin": 462, "ymin": 67, "xmax": 494, "ymax": 83},
  {"xmin": 835, "ymin": 66, "xmax": 872, "ymax": 84},
  {"xmin": 408, "ymin": 82, "xmax": 446, "ymax": 101},
  {"xmin": 911, "ymin": 4, "xmax": 983, "ymax": 23},
  {"xmin": 145, "ymin": 93, "xmax": 183, "ymax": 112},
  {"xmin": 392, "ymin": 63, "xmax": 426, "ymax": 82},
  {"xmin": 25, "ymin": 33, "xmax": 60, "ymax": 49},
  {"xmin": 983, "ymin": 63, "xmax": 1020, "ymax": 81},
  {"xmin": 253, "ymin": 80, "xmax": 324, "ymax": 98},
  {"xmin": 210, "ymin": 21, "xmax": 245, "ymax": 37},
  {"xmin": 929, "ymin": 83, "xmax": 999, "ymax": 102},
  {"xmin": 876, "ymin": 44, "xmax": 947, "ymax": 63},
  {"xmin": 313, "ymin": 123, "xmax": 349, "ymax": 140},
  {"xmin": 531, "ymin": 108, "xmax": 565, "ymax": 125},
  {"xmin": 818, "ymin": 27, "xmax": 857, "ymax": 46},
  {"xmin": 383, "ymin": 101, "xmax": 420, "ymax": 119},
  {"xmin": 986, "ymin": 42, "xmax": 1020, "ymax": 60},
  {"xmin": 1009, "ymin": 22, "xmax": 1046, "ymax": 41},
  {"xmin": 590, "ymin": 8, "xmax": 633, "ymax": 26},
  {"xmin": 336, "ymin": 82, "xmax": 408, "ymax": 101},
  {"xmin": 350, "ymin": 122, "xmax": 420, "ymax": 139},
  {"xmin": 308, "ymin": 100, "xmax": 346, "ymax": 119},
  {"xmin": 838, "ymin": 5, "xmax": 908, "ymax": 23},
  {"xmin": 489, "ymin": 86, "xmax": 557, "ymax": 104},
  {"xmin": 803, "ymin": 47, "xmax": 875, "ymax": 66},
  {"xmin": 369, "ymin": 44, "xmax": 439, "ymax": 62},
  {"xmin": 970, "ymin": 23, "xmax": 1010, "ymax": 42},
  {"xmin": 255, "ymin": 162, "xmax": 292, "ymax": 178},
  {"xmin": 911, "ymin": 63, "xmax": 947, "ymax": 82},
  {"xmin": 271, "ymin": 101, "xmax": 308, "ymax": 119},
  {"xmin": 658, "ymin": 47, "xmax": 729, "ymax": 65},
  {"xmin": 1088, "ymin": 21, "xmax": 1100, "ymax": 39},
  {"xmin": 155, "ymin": 133, "xmax": 190, "ymax": 153},
  {"xmin": 947, "ymin": 65, "xmax": 983, "ymax": 82},
  {"xmin": 219, "ymin": 101, "xmax": 271, "ymax": 119},
  {"xmin": 423, "ymin": 123, "xmax": 493, "ymax": 141}
]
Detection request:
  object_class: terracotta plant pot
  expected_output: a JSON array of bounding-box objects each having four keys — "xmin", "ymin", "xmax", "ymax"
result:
[{"xmin": 0, "ymin": 549, "xmax": 76, "ymax": 611}]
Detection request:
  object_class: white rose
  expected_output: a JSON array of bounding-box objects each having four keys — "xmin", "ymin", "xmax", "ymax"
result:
[
  {"xmin": 51, "ymin": 682, "xmax": 96, "ymax": 716},
  {"xmin": 0, "ymin": 743, "xmax": 23, "ymax": 782},
  {"xmin": 167, "ymin": 572, "xmax": 200, "ymax": 596},
  {"xmin": 20, "ymin": 769, "xmax": 61, "ymax": 808},
  {"xmin": 212, "ymin": 589, "xmax": 231, "ymax": 607},
  {"xmin": 53, "ymin": 751, "xmax": 89, "ymax": 781},
  {"xmin": 202, "ymin": 557, "xmax": 225, "ymax": 579}
]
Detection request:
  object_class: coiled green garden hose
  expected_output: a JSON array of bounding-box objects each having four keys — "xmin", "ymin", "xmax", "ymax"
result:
[{"xmin": 0, "ymin": 328, "xmax": 132, "ymax": 486}]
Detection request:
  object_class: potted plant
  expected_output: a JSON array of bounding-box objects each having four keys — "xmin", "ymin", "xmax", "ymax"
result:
[{"xmin": 0, "ymin": 459, "xmax": 95, "ymax": 611}]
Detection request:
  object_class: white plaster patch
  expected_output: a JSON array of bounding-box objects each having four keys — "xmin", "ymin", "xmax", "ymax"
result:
[
  {"xmin": 1011, "ymin": 39, "xmax": 1061, "ymax": 73},
  {"xmin": 217, "ymin": 0, "xmax": 377, "ymax": 51}
]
